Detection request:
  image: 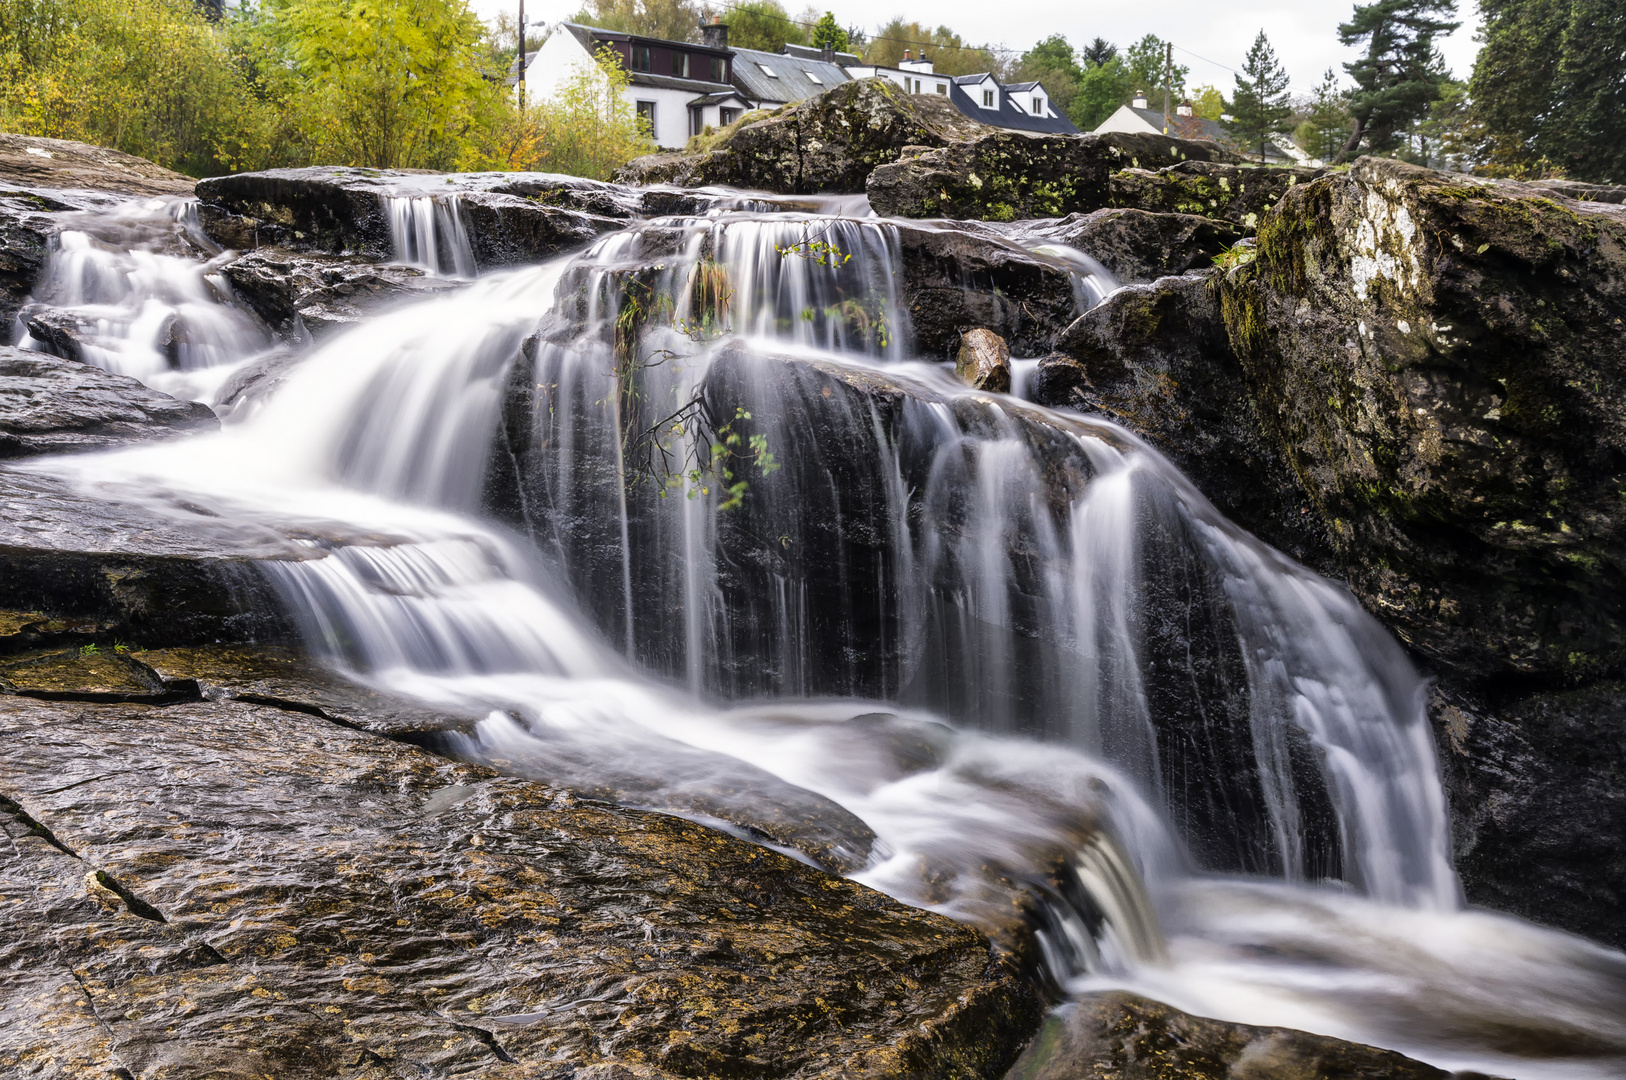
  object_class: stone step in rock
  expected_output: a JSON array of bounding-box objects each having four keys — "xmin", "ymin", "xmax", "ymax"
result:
[
  {"xmin": 0, "ymin": 348, "xmax": 218, "ymax": 457},
  {"xmin": 0, "ymin": 694, "xmax": 1038, "ymax": 1079}
]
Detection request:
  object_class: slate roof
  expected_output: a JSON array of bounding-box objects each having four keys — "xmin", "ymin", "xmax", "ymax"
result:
[
  {"xmin": 1120, "ymin": 104, "xmax": 1289, "ymax": 161},
  {"xmin": 946, "ymin": 78, "xmax": 1080, "ymax": 135},
  {"xmin": 560, "ymin": 23, "xmax": 734, "ymax": 95},
  {"xmin": 730, "ymin": 45, "xmax": 850, "ymax": 105},
  {"xmin": 781, "ymin": 43, "xmax": 861, "ymax": 66}
]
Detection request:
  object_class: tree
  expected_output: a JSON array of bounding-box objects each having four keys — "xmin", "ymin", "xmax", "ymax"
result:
[
  {"xmin": 507, "ymin": 43, "xmax": 653, "ymax": 178},
  {"xmin": 1467, "ymin": 0, "xmax": 1564, "ymax": 176},
  {"xmin": 1071, "ymin": 56, "xmax": 1131, "ymax": 130},
  {"xmin": 1124, "ymin": 34, "xmax": 1186, "ymax": 103},
  {"xmin": 570, "ymin": 0, "xmax": 700, "ymax": 43},
  {"xmin": 1293, "ymin": 68, "xmax": 1352, "ymax": 163},
  {"xmin": 863, "ymin": 19, "xmax": 1000, "ymax": 77},
  {"xmin": 1334, "ymin": 0, "xmax": 1459, "ymax": 163},
  {"xmin": 1190, "ymin": 84, "xmax": 1226, "ymax": 121},
  {"xmin": 1014, "ymin": 34, "xmax": 1084, "ymax": 117},
  {"xmin": 809, "ymin": 11, "xmax": 847, "ymax": 52},
  {"xmin": 1230, "ymin": 29, "xmax": 1291, "ymax": 163},
  {"xmin": 1549, "ymin": 0, "xmax": 1626, "ymax": 182},
  {"xmin": 721, "ymin": 0, "xmax": 805, "ymax": 52},
  {"xmin": 1081, "ymin": 36, "xmax": 1116, "ymax": 67}
]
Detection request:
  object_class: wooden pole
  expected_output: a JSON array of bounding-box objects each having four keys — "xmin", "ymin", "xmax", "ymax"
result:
[{"xmin": 1162, "ymin": 41, "xmax": 1171, "ymax": 134}]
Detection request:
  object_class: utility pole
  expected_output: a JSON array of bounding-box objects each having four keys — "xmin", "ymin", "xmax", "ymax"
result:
[
  {"xmin": 517, "ymin": 0, "xmax": 527, "ymax": 111},
  {"xmin": 1162, "ymin": 41, "xmax": 1172, "ymax": 134}
]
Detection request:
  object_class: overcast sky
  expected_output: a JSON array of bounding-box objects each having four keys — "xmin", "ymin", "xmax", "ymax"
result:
[{"xmin": 484, "ymin": 0, "xmax": 1483, "ymax": 99}]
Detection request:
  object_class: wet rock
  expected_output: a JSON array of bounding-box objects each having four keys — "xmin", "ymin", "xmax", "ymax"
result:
[
  {"xmin": 894, "ymin": 222, "xmax": 1082, "ymax": 357},
  {"xmin": 616, "ymin": 78, "xmax": 991, "ymax": 195},
  {"xmin": 0, "ymin": 467, "xmax": 301, "ymax": 649},
  {"xmin": 1431, "ymin": 682, "xmax": 1626, "ymax": 950},
  {"xmin": 0, "ymin": 188, "xmax": 67, "ymax": 335},
  {"xmin": 1006, "ymin": 992, "xmax": 1459, "ymax": 1080},
  {"xmin": 220, "ymin": 246, "xmax": 464, "ymax": 337},
  {"xmin": 956, "ymin": 329, "xmax": 1011, "ymax": 391},
  {"xmin": 0, "ymin": 646, "xmax": 183, "ymax": 702},
  {"xmin": 999, "ymin": 208, "xmax": 1247, "ymax": 284},
  {"xmin": 194, "ymin": 167, "xmax": 628, "ymax": 267},
  {"xmin": 1108, "ymin": 161, "xmax": 1323, "ymax": 229},
  {"xmin": 0, "ymin": 348, "xmax": 218, "ymax": 457},
  {"xmin": 866, "ymin": 131, "xmax": 1244, "ymax": 222},
  {"xmin": 0, "ymin": 694, "xmax": 1039, "ymax": 1078},
  {"xmin": 1217, "ymin": 156, "xmax": 1626, "ymax": 682},
  {"xmin": 1030, "ymin": 274, "xmax": 1328, "ymax": 568},
  {"xmin": 0, "ymin": 133, "xmax": 195, "ymax": 197}
]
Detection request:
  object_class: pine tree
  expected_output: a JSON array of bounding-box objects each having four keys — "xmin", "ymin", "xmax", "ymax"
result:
[
  {"xmin": 1468, "ymin": 0, "xmax": 1565, "ymax": 174},
  {"xmin": 1549, "ymin": 0, "xmax": 1626, "ymax": 182},
  {"xmin": 1081, "ymin": 37, "xmax": 1116, "ymax": 68},
  {"xmin": 1230, "ymin": 30, "xmax": 1291, "ymax": 163},
  {"xmin": 809, "ymin": 11, "xmax": 847, "ymax": 53},
  {"xmin": 1295, "ymin": 68, "xmax": 1352, "ymax": 163},
  {"xmin": 1334, "ymin": 0, "xmax": 1459, "ymax": 163}
]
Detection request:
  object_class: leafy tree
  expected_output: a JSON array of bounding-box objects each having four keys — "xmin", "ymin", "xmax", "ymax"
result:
[
  {"xmin": 809, "ymin": 11, "xmax": 847, "ymax": 52},
  {"xmin": 722, "ymin": 0, "xmax": 805, "ymax": 52},
  {"xmin": 495, "ymin": 43, "xmax": 653, "ymax": 178},
  {"xmin": 1081, "ymin": 36, "xmax": 1116, "ymax": 67},
  {"xmin": 1014, "ymin": 34, "xmax": 1084, "ymax": 116},
  {"xmin": 1293, "ymin": 67, "xmax": 1352, "ymax": 162},
  {"xmin": 1190, "ymin": 84, "xmax": 1226, "ymax": 120},
  {"xmin": 1335, "ymin": 0, "xmax": 1459, "ymax": 163},
  {"xmin": 1230, "ymin": 29, "xmax": 1291, "ymax": 162},
  {"xmin": 1467, "ymin": 0, "xmax": 1564, "ymax": 176},
  {"xmin": 1071, "ymin": 56, "xmax": 1131, "ymax": 130},
  {"xmin": 1549, "ymin": 0, "xmax": 1626, "ymax": 182},
  {"xmin": 1124, "ymin": 33, "xmax": 1186, "ymax": 105},
  {"xmin": 863, "ymin": 18, "xmax": 999, "ymax": 76},
  {"xmin": 570, "ymin": 0, "xmax": 700, "ymax": 43}
]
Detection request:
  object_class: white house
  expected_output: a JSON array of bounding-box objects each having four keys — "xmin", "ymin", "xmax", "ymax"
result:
[
  {"xmin": 524, "ymin": 22, "xmax": 747, "ymax": 149},
  {"xmin": 843, "ymin": 52, "xmax": 951, "ymax": 98},
  {"xmin": 844, "ymin": 52, "xmax": 1078, "ymax": 134},
  {"xmin": 1094, "ymin": 93, "xmax": 1304, "ymax": 163}
]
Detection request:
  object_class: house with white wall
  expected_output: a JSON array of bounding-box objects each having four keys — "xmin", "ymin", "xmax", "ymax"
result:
[
  {"xmin": 1094, "ymin": 93, "xmax": 1303, "ymax": 163},
  {"xmin": 843, "ymin": 52, "xmax": 951, "ymax": 98},
  {"xmin": 524, "ymin": 22, "xmax": 747, "ymax": 149},
  {"xmin": 844, "ymin": 52, "xmax": 1077, "ymax": 134}
]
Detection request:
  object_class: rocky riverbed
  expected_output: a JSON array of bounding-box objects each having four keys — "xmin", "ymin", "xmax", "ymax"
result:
[{"xmin": 3, "ymin": 101, "xmax": 1623, "ymax": 1079}]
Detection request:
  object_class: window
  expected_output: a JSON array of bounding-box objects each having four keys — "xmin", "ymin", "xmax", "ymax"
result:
[
  {"xmin": 805, "ymin": 71, "xmax": 822, "ymax": 84},
  {"xmin": 630, "ymin": 45, "xmax": 651, "ymax": 72},
  {"xmin": 935, "ymin": 83, "xmax": 947, "ymax": 94},
  {"xmin": 636, "ymin": 100, "xmax": 656, "ymax": 129},
  {"xmin": 914, "ymin": 79, "xmax": 923, "ymax": 93},
  {"xmin": 710, "ymin": 57, "xmax": 726, "ymax": 81},
  {"xmin": 758, "ymin": 62, "xmax": 780, "ymax": 78},
  {"xmin": 1032, "ymin": 96, "xmax": 1043, "ymax": 114},
  {"xmin": 720, "ymin": 106, "xmax": 739, "ymax": 126},
  {"xmin": 982, "ymin": 89, "xmax": 995, "ymax": 107},
  {"xmin": 671, "ymin": 52, "xmax": 689, "ymax": 78}
]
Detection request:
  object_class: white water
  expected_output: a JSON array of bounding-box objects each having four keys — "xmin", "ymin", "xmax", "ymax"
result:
[
  {"xmin": 385, "ymin": 194, "xmax": 477, "ymax": 278},
  {"xmin": 26, "ymin": 201, "xmax": 1626, "ymax": 1079}
]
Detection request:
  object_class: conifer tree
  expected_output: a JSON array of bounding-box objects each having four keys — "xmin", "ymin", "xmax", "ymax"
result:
[
  {"xmin": 1334, "ymin": 0, "xmax": 1458, "ymax": 163},
  {"xmin": 809, "ymin": 11, "xmax": 847, "ymax": 53},
  {"xmin": 1230, "ymin": 30, "xmax": 1291, "ymax": 163}
]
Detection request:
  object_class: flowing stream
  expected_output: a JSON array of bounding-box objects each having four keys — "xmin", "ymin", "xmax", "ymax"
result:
[{"xmin": 17, "ymin": 190, "xmax": 1626, "ymax": 1079}]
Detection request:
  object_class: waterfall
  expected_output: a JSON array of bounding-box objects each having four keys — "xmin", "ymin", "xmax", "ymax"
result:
[
  {"xmin": 34, "ymin": 200, "xmax": 1626, "ymax": 1080},
  {"xmin": 384, "ymin": 194, "xmax": 477, "ymax": 278},
  {"xmin": 13, "ymin": 197, "xmax": 271, "ymax": 400}
]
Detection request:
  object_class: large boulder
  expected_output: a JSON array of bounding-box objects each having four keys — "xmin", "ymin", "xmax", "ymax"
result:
[
  {"xmin": 998, "ymin": 208, "xmax": 1246, "ymax": 285},
  {"xmin": 0, "ymin": 693, "xmax": 1039, "ymax": 1079},
  {"xmin": 1030, "ymin": 274, "xmax": 1327, "ymax": 568},
  {"xmin": 1107, "ymin": 160, "xmax": 1324, "ymax": 229},
  {"xmin": 1212, "ymin": 156, "xmax": 1626, "ymax": 942},
  {"xmin": 0, "ymin": 348, "xmax": 218, "ymax": 458},
  {"xmin": 615, "ymin": 78, "xmax": 990, "ymax": 194},
  {"xmin": 866, "ymin": 130, "xmax": 1245, "ymax": 222},
  {"xmin": 0, "ymin": 133, "xmax": 195, "ymax": 197},
  {"xmin": 219, "ymin": 247, "xmax": 464, "ymax": 337}
]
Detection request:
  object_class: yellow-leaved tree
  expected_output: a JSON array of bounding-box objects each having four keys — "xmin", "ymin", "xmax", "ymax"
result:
[{"xmin": 484, "ymin": 44, "xmax": 653, "ymax": 180}]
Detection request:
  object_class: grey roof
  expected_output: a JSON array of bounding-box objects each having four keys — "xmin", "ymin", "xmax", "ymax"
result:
[
  {"xmin": 1004, "ymin": 80, "xmax": 1040, "ymax": 93},
  {"xmin": 561, "ymin": 23, "xmax": 734, "ymax": 94},
  {"xmin": 729, "ymin": 45, "xmax": 849, "ymax": 105},
  {"xmin": 1122, "ymin": 105, "xmax": 1288, "ymax": 161},
  {"xmin": 782, "ymin": 42, "xmax": 861, "ymax": 66},
  {"xmin": 947, "ymin": 79, "xmax": 1079, "ymax": 135},
  {"xmin": 689, "ymin": 89, "xmax": 753, "ymax": 107}
]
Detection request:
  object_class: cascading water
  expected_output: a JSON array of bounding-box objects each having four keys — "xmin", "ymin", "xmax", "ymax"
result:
[
  {"xmin": 12, "ymin": 196, "xmax": 273, "ymax": 401},
  {"xmin": 32, "ymin": 200, "xmax": 1626, "ymax": 1080},
  {"xmin": 384, "ymin": 194, "xmax": 478, "ymax": 278}
]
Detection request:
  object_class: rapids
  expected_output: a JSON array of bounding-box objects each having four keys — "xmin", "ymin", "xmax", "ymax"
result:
[{"xmin": 16, "ymin": 190, "xmax": 1626, "ymax": 1079}]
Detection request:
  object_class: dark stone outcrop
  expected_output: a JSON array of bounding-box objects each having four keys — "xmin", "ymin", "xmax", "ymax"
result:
[
  {"xmin": 893, "ymin": 222, "xmax": 1081, "ymax": 357},
  {"xmin": 1005, "ymin": 992, "xmax": 1459, "ymax": 1080},
  {"xmin": 0, "ymin": 348, "xmax": 218, "ymax": 458},
  {"xmin": 0, "ymin": 188, "xmax": 65, "ymax": 334},
  {"xmin": 1030, "ymin": 274, "xmax": 1327, "ymax": 568},
  {"xmin": 0, "ymin": 133, "xmax": 196, "ymax": 197},
  {"xmin": 615, "ymin": 78, "xmax": 990, "ymax": 194},
  {"xmin": 194, "ymin": 167, "xmax": 634, "ymax": 267},
  {"xmin": 1107, "ymin": 161, "xmax": 1324, "ymax": 229},
  {"xmin": 866, "ymin": 130, "xmax": 1245, "ymax": 222},
  {"xmin": 999, "ymin": 208, "xmax": 1247, "ymax": 285},
  {"xmin": 220, "ymin": 247, "xmax": 464, "ymax": 336},
  {"xmin": 0, "ymin": 694, "xmax": 1039, "ymax": 1078}
]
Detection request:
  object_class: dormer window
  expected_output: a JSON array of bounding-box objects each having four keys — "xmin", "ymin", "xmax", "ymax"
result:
[
  {"xmin": 630, "ymin": 45, "xmax": 651, "ymax": 72},
  {"xmin": 982, "ymin": 89, "xmax": 995, "ymax": 108},
  {"xmin": 671, "ymin": 52, "xmax": 689, "ymax": 78},
  {"xmin": 758, "ymin": 63, "xmax": 780, "ymax": 78},
  {"xmin": 1032, "ymin": 96, "xmax": 1043, "ymax": 114}
]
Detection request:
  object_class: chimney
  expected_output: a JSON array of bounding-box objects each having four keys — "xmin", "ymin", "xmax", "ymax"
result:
[
  {"xmin": 903, "ymin": 49, "xmax": 912, "ymax": 61},
  {"xmin": 1176, "ymin": 99, "xmax": 1193, "ymax": 117},
  {"xmin": 701, "ymin": 15, "xmax": 728, "ymax": 50},
  {"xmin": 822, "ymin": 44, "xmax": 834, "ymax": 63},
  {"xmin": 1132, "ymin": 90, "xmax": 1148, "ymax": 108}
]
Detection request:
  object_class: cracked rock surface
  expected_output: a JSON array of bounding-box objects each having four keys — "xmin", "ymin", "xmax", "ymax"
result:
[
  {"xmin": 0, "ymin": 348, "xmax": 218, "ymax": 458},
  {"xmin": 0, "ymin": 694, "xmax": 1038, "ymax": 1079}
]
